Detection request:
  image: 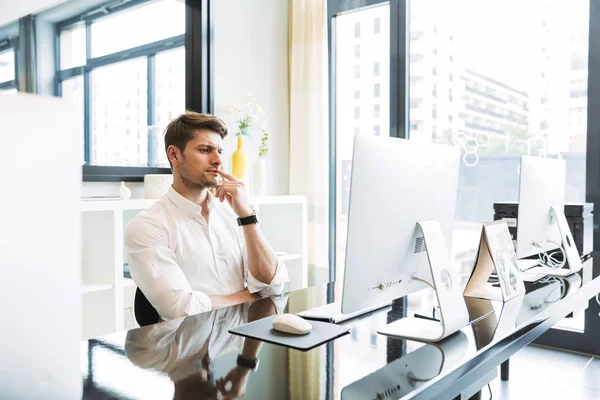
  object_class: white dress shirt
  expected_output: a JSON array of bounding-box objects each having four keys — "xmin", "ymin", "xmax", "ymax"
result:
[{"xmin": 125, "ymin": 186, "xmax": 288, "ymax": 320}]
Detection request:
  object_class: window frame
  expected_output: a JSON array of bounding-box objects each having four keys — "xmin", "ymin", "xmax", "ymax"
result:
[
  {"xmin": 0, "ymin": 38, "xmax": 19, "ymax": 91},
  {"xmin": 54, "ymin": 0, "xmax": 199, "ymax": 182}
]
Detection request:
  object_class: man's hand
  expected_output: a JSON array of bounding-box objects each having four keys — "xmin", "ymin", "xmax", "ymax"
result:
[
  {"xmin": 216, "ymin": 366, "xmax": 251, "ymax": 400},
  {"xmin": 212, "ymin": 169, "xmax": 253, "ymax": 218}
]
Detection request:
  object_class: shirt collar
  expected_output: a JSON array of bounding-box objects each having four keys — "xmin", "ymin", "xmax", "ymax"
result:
[{"xmin": 166, "ymin": 186, "xmax": 217, "ymax": 218}]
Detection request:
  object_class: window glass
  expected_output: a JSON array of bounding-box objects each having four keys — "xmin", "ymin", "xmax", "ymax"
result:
[
  {"xmin": 91, "ymin": 0, "xmax": 184, "ymax": 57},
  {"xmin": 90, "ymin": 57, "xmax": 148, "ymax": 166},
  {"xmin": 60, "ymin": 25, "xmax": 86, "ymax": 69},
  {"xmin": 0, "ymin": 49, "xmax": 15, "ymax": 82}
]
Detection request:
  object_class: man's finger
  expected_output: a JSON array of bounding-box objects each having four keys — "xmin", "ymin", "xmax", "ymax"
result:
[{"xmin": 213, "ymin": 169, "xmax": 237, "ymax": 182}]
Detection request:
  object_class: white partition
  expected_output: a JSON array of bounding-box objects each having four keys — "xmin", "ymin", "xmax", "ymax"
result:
[{"xmin": 0, "ymin": 94, "xmax": 81, "ymax": 398}]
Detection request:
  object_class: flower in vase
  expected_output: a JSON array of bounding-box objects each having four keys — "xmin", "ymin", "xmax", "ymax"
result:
[{"xmin": 229, "ymin": 93, "xmax": 264, "ymax": 138}]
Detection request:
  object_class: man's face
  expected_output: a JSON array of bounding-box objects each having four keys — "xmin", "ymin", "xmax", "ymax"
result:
[{"xmin": 170, "ymin": 130, "xmax": 224, "ymax": 189}]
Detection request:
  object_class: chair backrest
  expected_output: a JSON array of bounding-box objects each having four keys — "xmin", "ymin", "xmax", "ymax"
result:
[{"xmin": 134, "ymin": 287, "xmax": 161, "ymax": 327}]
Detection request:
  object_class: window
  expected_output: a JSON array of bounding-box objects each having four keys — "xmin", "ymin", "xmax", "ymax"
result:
[
  {"xmin": 56, "ymin": 0, "xmax": 185, "ymax": 168},
  {"xmin": 354, "ymin": 44, "xmax": 360, "ymax": 58},
  {"xmin": 374, "ymin": 125, "xmax": 380, "ymax": 136},
  {"xmin": 432, "ymin": 104, "xmax": 437, "ymax": 118},
  {"xmin": 332, "ymin": 3, "xmax": 390, "ymax": 281},
  {"xmin": 354, "ymin": 126, "xmax": 360, "ymax": 135},
  {"xmin": 373, "ymin": 104, "xmax": 380, "ymax": 118},
  {"xmin": 409, "ymin": 2, "xmax": 590, "ymax": 336},
  {"xmin": 0, "ymin": 41, "xmax": 17, "ymax": 91}
]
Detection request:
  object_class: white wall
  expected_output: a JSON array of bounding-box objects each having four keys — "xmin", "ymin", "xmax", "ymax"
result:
[{"xmin": 214, "ymin": 0, "xmax": 290, "ymax": 196}]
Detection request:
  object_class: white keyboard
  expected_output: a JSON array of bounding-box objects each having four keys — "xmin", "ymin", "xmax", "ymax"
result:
[{"xmin": 297, "ymin": 301, "xmax": 391, "ymax": 323}]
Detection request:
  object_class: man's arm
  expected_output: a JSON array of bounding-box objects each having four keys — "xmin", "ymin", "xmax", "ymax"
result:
[
  {"xmin": 241, "ymin": 223, "xmax": 279, "ymax": 284},
  {"xmin": 210, "ymin": 288, "xmax": 259, "ymax": 310},
  {"xmin": 214, "ymin": 170, "xmax": 282, "ymax": 285}
]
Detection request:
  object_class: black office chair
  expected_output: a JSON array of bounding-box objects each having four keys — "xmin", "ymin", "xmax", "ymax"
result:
[{"xmin": 134, "ymin": 287, "xmax": 161, "ymax": 327}]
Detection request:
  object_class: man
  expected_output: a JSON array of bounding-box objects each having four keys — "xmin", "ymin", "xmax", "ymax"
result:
[{"xmin": 125, "ymin": 112, "xmax": 288, "ymax": 320}]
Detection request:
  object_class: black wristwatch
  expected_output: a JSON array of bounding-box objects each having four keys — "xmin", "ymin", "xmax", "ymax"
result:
[
  {"xmin": 236, "ymin": 354, "xmax": 260, "ymax": 371},
  {"xmin": 237, "ymin": 211, "xmax": 259, "ymax": 226}
]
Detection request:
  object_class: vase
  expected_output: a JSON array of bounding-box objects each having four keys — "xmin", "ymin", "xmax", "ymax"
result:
[
  {"xmin": 117, "ymin": 181, "xmax": 132, "ymax": 200},
  {"xmin": 253, "ymin": 157, "xmax": 266, "ymax": 196},
  {"xmin": 144, "ymin": 174, "xmax": 173, "ymax": 199},
  {"xmin": 232, "ymin": 136, "xmax": 249, "ymax": 185}
]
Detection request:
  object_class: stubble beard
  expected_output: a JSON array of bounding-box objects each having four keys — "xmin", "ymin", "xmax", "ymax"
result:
[{"xmin": 179, "ymin": 162, "xmax": 217, "ymax": 191}]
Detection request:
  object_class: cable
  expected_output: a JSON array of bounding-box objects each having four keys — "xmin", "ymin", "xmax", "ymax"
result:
[
  {"xmin": 532, "ymin": 240, "xmax": 566, "ymax": 270},
  {"xmin": 412, "ymin": 276, "xmax": 435, "ymax": 289},
  {"xmin": 530, "ymin": 277, "xmax": 565, "ymax": 310},
  {"xmin": 488, "ymin": 383, "xmax": 493, "ymax": 400}
]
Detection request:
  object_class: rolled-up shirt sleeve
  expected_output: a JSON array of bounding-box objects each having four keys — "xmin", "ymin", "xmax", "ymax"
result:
[
  {"xmin": 126, "ymin": 216, "xmax": 212, "ymax": 320},
  {"xmin": 245, "ymin": 255, "xmax": 289, "ymax": 298}
]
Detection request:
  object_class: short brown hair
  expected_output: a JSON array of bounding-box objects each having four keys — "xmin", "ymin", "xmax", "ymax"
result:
[{"xmin": 164, "ymin": 111, "xmax": 228, "ymax": 165}]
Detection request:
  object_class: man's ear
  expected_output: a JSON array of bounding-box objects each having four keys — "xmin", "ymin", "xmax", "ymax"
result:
[{"xmin": 167, "ymin": 145, "xmax": 180, "ymax": 166}]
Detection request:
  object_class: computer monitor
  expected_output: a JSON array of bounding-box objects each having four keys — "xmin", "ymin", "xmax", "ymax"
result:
[
  {"xmin": 516, "ymin": 156, "xmax": 581, "ymax": 276},
  {"xmin": 341, "ymin": 134, "xmax": 469, "ymax": 342}
]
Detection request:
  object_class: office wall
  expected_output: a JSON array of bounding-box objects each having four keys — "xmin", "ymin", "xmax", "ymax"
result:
[{"xmin": 214, "ymin": 0, "xmax": 290, "ymax": 196}]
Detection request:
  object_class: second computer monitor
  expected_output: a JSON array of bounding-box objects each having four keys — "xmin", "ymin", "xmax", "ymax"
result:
[
  {"xmin": 516, "ymin": 156, "xmax": 565, "ymax": 259},
  {"xmin": 341, "ymin": 134, "xmax": 460, "ymax": 315}
]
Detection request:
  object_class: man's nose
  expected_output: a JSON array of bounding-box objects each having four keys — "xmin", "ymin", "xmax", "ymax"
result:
[{"xmin": 211, "ymin": 152, "xmax": 222, "ymax": 166}]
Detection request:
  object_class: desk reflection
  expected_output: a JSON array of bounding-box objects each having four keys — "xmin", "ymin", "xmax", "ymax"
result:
[
  {"xmin": 125, "ymin": 297, "xmax": 283, "ymax": 400},
  {"xmin": 341, "ymin": 331, "xmax": 469, "ymax": 399}
]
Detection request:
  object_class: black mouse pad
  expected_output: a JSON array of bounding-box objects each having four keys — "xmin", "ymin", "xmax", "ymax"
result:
[{"xmin": 229, "ymin": 315, "xmax": 350, "ymax": 351}]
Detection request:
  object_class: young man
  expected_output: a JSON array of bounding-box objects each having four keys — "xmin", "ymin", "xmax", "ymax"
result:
[{"xmin": 125, "ymin": 112, "xmax": 288, "ymax": 321}]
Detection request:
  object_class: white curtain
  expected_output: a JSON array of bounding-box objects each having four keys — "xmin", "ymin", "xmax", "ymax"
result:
[
  {"xmin": 288, "ymin": 0, "xmax": 329, "ymax": 281},
  {"xmin": 288, "ymin": 1, "xmax": 329, "ymax": 399}
]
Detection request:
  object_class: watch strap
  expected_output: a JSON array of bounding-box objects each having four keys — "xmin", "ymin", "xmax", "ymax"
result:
[
  {"xmin": 236, "ymin": 354, "xmax": 259, "ymax": 371},
  {"xmin": 237, "ymin": 212, "xmax": 259, "ymax": 226}
]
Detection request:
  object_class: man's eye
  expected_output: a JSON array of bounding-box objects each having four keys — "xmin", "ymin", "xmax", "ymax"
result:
[
  {"xmin": 218, "ymin": 150, "xmax": 223, "ymax": 155},
  {"xmin": 200, "ymin": 149, "xmax": 210, "ymax": 153}
]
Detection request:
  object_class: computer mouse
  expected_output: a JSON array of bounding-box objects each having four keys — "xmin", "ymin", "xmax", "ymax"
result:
[{"xmin": 272, "ymin": 314, "xmax": 312, "ymax": 335}]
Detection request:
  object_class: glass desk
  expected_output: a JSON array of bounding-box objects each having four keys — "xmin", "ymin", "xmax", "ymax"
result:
[{"xmin": 81, "ymin": 258, "xmax": 599, "ymax": 399}]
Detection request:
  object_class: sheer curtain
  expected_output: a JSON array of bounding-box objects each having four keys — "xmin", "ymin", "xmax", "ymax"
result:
[
  {"xmin": 288, "ymin": 0, "xmax": 329, "ymax": 398},
  {"xmin": 288, "ymin": 0, "xmax": 329, "ymax": 284}
]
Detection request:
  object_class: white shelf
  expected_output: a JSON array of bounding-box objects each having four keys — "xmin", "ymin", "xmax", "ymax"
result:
[
  {"xmin": 80, "ymin": 198, "xmax": 157, "ymax": 212},
  {"xmin": 249, "ymin": 195, "xmax": 306, "ymax": 205},
  {"xmin": 81, "ymin": 283, "xmax": 113, "ymax": 294},
  {"xmin": 123, "ymin": 199, "xmax": 158, "ymax": 210},
  {"xmin": 124, "ymin": 278, "xmax": 136, "ymax": 288},
  {"xmin": 278, "ymin": 253, "xmax": 302, "ymax": 261}
]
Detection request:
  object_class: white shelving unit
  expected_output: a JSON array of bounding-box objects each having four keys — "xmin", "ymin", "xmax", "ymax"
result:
[{"xmin": 80, "ymin": 195, "xmax": 307, "ymax": 340}]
